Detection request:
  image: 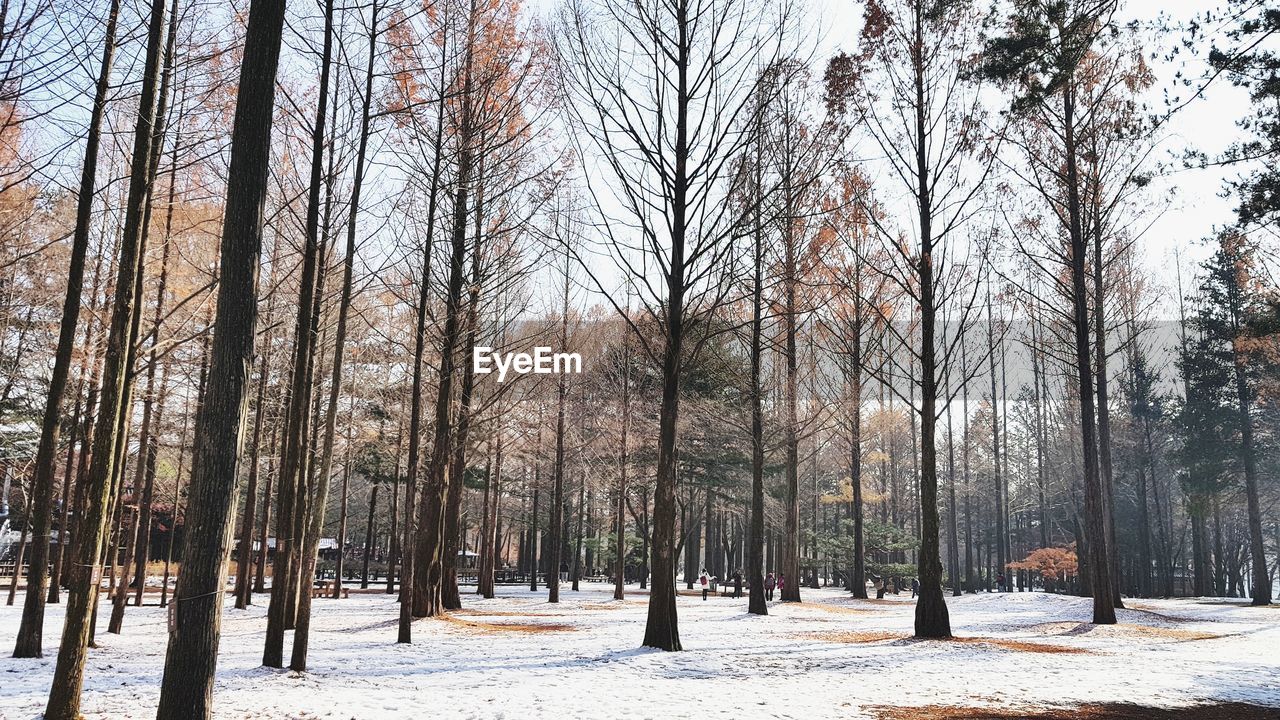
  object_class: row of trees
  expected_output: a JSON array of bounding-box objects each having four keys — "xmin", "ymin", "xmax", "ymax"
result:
[{"xmin": 0, "ymin": 0, "xmax": 1275, "ymax": 716}]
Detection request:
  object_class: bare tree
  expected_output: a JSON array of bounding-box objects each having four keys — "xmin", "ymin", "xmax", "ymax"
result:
[
  {"xmin": 556, "ymin": 0, "xmax": 789, "ymax": 651},
  {"xmin": 826, "ymin": 0, "xmax": 994, "ymax": 637}
]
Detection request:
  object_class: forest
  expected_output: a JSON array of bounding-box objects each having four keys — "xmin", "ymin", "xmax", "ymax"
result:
[{"xmin": 0, "ymin": 0, "xmax": 1277, "ymax": 717}]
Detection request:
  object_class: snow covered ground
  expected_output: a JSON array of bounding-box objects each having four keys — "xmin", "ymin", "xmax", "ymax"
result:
[{"xmin": 1, "ymin": 583, "xmax": 1277, "ymax": 719}]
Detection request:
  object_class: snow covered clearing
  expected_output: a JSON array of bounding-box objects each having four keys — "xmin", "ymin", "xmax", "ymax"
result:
[{"xmin": 1, "ymin": 585, "xmax": 1277, "ymax": 719}]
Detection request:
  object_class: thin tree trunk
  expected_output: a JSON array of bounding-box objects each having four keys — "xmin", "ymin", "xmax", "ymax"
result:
[
  {"xmin": 413, "ymin": 5, "xmax": 475, "ymax": 619},
  {"xmin": 615, "ymin": 326, "xmax": 630, "ymax": 601},
  {"xmin": 912, "ymin": 3, "xmax": 949, "ymax": 636},
  {"xmin": 747, "ymin": 123, "xmax": 768, "ymax": 614},
  {"xmin": 44, "ymin": 0, "xmax": 169, "ymax": 711},
  {"xmin": 12, "ymin": 0, "xmax": 121, "ymax": 659},
  {"xmin": 1063, "ymin": 82, "xmax": 1115, "ymax": 624},
  {"xmin": 262, "ymin": 0, "xmax": 335, "ymax": 666}
]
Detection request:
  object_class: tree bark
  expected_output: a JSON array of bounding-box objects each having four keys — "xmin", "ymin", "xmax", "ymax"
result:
[{"xmin": 152, "ymin": 0, "xmax": 286, "ymax": 712}]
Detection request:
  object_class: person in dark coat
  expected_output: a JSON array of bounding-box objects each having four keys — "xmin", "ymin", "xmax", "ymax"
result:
[
  {"xmin": 732, "ymin": 570, "xmax": 743, "ymax": 598},
  {"xmin": 764, "ymin": 572, "xmax": 776, "ymax": 601},
  {"xmin": 911, "ymin": 577, "xmax": 920, "ymax": 598}
]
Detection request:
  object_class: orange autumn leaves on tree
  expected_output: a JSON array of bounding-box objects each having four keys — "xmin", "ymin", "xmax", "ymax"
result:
[{"xmin": 1008, "ymin": 546, "xmax": 1078, "ymax": 582}]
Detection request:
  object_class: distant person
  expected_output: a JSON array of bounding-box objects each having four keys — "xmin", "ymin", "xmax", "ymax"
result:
[
  {"xmin": 872, "ymin": 573, "xmax": 886, "ymax": 599},
  {"xmin": 997, "ymin": 572, "xmax": 1006, "ymax": 592},
  {"xmin": 764, "ymin": 572, "xmax": 776, "ymax": 600},
  {"xmin": 732, "ymin": 569, "xmax": 743, "ymax": 598},
  {"xmin": 778, "ymin": 573, "xmax": 786, "ymax": 597},
  {"xmin": 911, "ymin": 577, "xmax": 920, "ymax": 598},
  {"xmin": 699, "ymin": 569, "xmax": 712, "ymax": 601}
]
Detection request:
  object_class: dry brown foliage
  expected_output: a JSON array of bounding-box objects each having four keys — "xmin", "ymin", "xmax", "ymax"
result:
[{"xmin": 868, "ymin": 703, "xmax": 1280, "ymax": 719}]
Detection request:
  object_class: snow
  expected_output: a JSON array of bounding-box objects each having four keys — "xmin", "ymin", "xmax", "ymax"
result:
[{"xmin": 1, "ymin": 584, "xmax": 1277, "ymax": 719}]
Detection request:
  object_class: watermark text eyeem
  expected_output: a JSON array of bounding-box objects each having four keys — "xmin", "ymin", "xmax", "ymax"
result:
[{"xmin": 473, "ymin": 346, "xmax": 582, "ymax": 382}]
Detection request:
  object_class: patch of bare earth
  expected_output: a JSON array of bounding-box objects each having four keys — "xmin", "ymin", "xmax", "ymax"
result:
[
  {"xmin": 868, "ymin": 702, "xmax": 1280, "ymax": 719},
  {"xmin": 799, "ymin": 633, "xmax": 1086, "ymax": 654},
  {"xmin": 439, "ymin": 614, "xmax": 574, "ymax": 634},
  {"xmin": 803, "ymin": 603, "xmax": 879, "ymax": 615},
  {"xmin": 799, "ymin": 630, "xmax": 902, "ymax": 644},
  {"xmin": 582, "ymin": 601, "xmax": 644, "ymax": 610},
  {"xmin": 451, "ymin": 608, "xmax": 556, "ymax": 618},
  {"xmin": 943, "ymin": 636, "xmax": 1090, "ymax": 654},
  {"xmin": 1028, "ymin": 621, "xmax": 1222, "ymax": 642}
]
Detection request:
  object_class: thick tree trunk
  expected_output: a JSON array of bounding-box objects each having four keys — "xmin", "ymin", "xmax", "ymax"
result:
[
  {"xmin": 152, "ymin": 0, "xmax": 286, "ymax": 712},
  {"xmin": 444, "ymin": 175, "xmax": 486, "ymax": 610},
  {"xmin": 293, "ymin": 58, "xmax": 348, "ymax": 669},
  {"xmin": 397, "ymin": 5, "xmax": 447, "ymax": 639},
  {"xmin": 110, "ymin": 0, "xmax": 180, "ymax": 631}
]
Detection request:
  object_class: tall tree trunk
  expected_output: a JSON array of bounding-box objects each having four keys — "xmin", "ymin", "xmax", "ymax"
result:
[
  {"xmin": 397, "ymin": 5, "xmax": 448, "ymax": 639},
  {"xmin": 1091, "ymin": 184, "xmax": 1122, "ymax": 608},
  {"xmin": 479, "ymin": 427, "xmax": 502, "ymax": 599},
  {"xmin": 946, "ymin": 371, "xmax": 961, "ymax": 597},
  {"xmin": 780, "ymin": 182, "xmax": 801, "ymax": 604},
  {"xmin": 615, "ymin": 323, "xmax": 631, "ymax": 601},
  {"xmin": 262, "ymin": 0, "xmax": 335, "ymax": 667},
  {"xmin": 747, "ymin": 131, "xmax": 768, "ymax": 614},
  {"xmin": 386, "ymin": 418, "xmax": 403, "ymax": 595},
  {"xmin": 236, "ymin": 264, "xmax": 276, "ymax": 608},
  {"xmin": 443, "ymin": 158, "xmax": 486, "ymax": 611},
  {"xmin": 292, "ymin": 59, "xmax": 346, "ymax": 670},
  {"xmin": 110, "ymin": 0, "xmax": 180, "ymax": 631},
  {"xmin": 547, "ymin": 239, "xmax": 570, "ymax": 603},
  {"xmin": 986, "ymin": 287, "xmax": 1005, "ymax": 593},
  {"xmin": 254, "ymin": 425, "xmax": 277, "ymax": 595},
  {"xmin": 414, "ymin": 5, "xmax": 476, "ymax": 618},
  {"xmin": 44, "ymin": 0, "xmax": 169, "ymax": 711},
  {"xmin": 529, "ymin": 485, "xmax": 539, "ymax": 592},
  {"xmin": 362, "ymin": 482, "xmax": 379, "ymax": 589},
  {"xmin": 572, "ymin": 475, "xmax": 585, "ymax": 592},
  {"xmin": 12, "ymin": 0, "xmax": 121, "ymax": 659},
  {"xmin": 1232, "ymin": 323, "xmax": 1272, "ymax": 605},
  {"xmin": 912, "ymin": 4, "xmax": 949, "ymax": 636},
  {"xmin": 1063, "ymin": 82, "xmax": 1115, "ymax": 625},
  {"xmin": 152, "ymin": 0, "xmax": 286, "ymax": 711}
]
